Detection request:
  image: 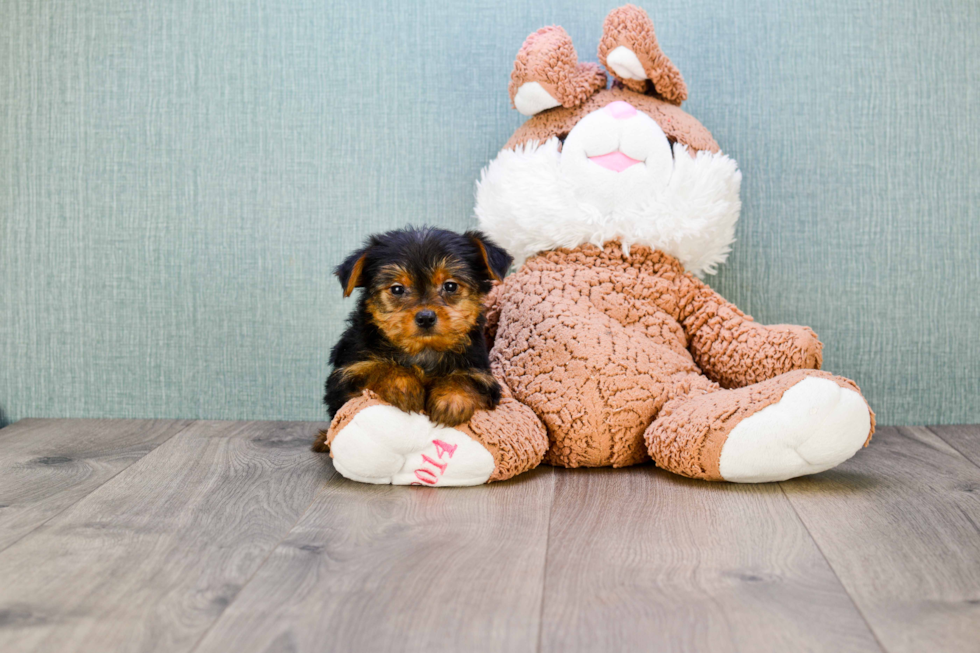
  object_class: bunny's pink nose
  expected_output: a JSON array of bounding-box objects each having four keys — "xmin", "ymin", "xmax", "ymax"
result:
[{"xmin": 605, "ymin": 101, "xmax": 637, "ymax": 119}]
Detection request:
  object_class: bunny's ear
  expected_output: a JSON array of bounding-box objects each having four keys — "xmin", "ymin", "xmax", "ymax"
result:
[
  {"xmin": 335, "ymin": 247, "xmax": 370, "ymax": 298},
  {"xmin": 509, "ymin": 26, "xmax": 607, "ymax": 117},
  {"xmin": 598, "ymin": 5, "xmax": 688, "ymax": 105},
  {"xmin": 466, "ymin": 231, "xmax": 513, "ymax": 282}
]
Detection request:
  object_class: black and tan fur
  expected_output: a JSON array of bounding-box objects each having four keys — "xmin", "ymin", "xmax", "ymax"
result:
[{"xmin": 320, "ymin": 227, "xmax": 512, "ymax": 441}]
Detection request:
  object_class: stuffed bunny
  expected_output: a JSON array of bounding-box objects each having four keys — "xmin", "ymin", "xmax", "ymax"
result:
[{"xmin": 321, "ymin": 5, "xmax": 874, "ymax": 486}]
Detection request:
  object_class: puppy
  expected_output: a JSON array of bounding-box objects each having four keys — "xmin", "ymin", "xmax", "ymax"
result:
[{"xmin": 321, "ymin": 227, "xmax": 512, "ymax": 434}]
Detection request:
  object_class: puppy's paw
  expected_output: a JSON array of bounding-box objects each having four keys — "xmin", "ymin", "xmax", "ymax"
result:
[
  {"xmin": 485, "ymin": 378, "xmax": 503, "ymax": 409},
  {"xmin": 369, "ymin": 372, "xmax": 425, "ymax": 414},
  {"xmin": 426, "ymin": 380, "xmax": 484, "ymax": 427},
  {"xmin": 426, "ymin": 394, "xmax": 478, "ymax": 427}
]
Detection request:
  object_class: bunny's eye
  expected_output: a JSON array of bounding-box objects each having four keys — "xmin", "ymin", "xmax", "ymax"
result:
[{"xmin": 442, "ymin": 281, "xmax": 458, "ymax": 293}]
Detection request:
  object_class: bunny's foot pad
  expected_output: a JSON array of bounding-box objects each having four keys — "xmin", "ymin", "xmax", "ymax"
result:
[{"xmin": 329, "ymin": 406, "xmax": 495, "ymax": 486}]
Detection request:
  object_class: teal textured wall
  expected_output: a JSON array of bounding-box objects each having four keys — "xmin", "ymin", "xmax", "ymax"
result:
[{"xmin": 1, "ymin": 0, "xmax": 978, "ymax": 427}]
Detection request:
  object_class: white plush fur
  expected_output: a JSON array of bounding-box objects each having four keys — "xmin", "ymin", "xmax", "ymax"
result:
[
  {"xmin": 558, "ymin": 104, "xmax": 675, "ymax": 214},
  {"xmin": 514, "ymin": 81, "xmax": 561, "ymax": 116},
  {"xmin": 718, "ymin": 378, "xmax": 872, "ymax": 483},
  {"xmin": 475, "ymin": 111, "xmax": 742, "ymax": 277},
  {"xmin": 605, "ymin": 46, "xmax": 647, "ymax": 80}
]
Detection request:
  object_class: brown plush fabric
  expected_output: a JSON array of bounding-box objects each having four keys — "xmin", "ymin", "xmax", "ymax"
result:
[
  {"xmin": 482, "ymin": 283, "xmax": 504, "ymax": 351},
  {"xmin": 509, "ymin": 26, "xmax": 607, "ymax": 111},
  {"xmin": 677, "ymin": 279, "xmax": 824, "ymax": 389},
  {"xmin": 646, "ymin": 369, "xmax": 875, "ymax": 480},
  {"xmin": 504, "ymin": 87, "xmax": 719, "ymax": 154},
  {"xmin": 456, "ymin": 369, "xmax": 549, "ymax": 482},
  {"xmin": 488, "ymin": 242, "xmax": 854, "ymax": 469},
  {"xmin": 597, "ymin": 4, "xmax": 688, "ymax": 104}
]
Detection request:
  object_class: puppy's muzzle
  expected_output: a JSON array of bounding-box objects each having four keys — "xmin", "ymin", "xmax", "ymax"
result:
[{"xmin": 414, "ymin": 309, "xmax": 437, "ymax": 329}]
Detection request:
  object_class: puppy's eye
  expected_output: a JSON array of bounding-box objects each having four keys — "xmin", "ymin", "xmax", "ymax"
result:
[
  {"xmin": 442, "ymin": 281, "xmax": 458, "ymax": 293},
  {"xmin": 390, "ymin": 285, "xmax": 405, "ymax": 296}
]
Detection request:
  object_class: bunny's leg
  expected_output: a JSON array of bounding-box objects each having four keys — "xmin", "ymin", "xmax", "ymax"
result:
[
  {"xmin": 646, "ymin": 369, "xmax": 874, "ymax": 483},
  {"xmin": 319, "ymin": 381, "xmax": 547, "ymax": 487}
]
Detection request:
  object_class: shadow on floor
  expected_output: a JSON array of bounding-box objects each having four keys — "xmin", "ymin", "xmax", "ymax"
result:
[
  {"xmin": 782, "ymin": 468, "xmax": 887, "ymax": 494},
  {"xmin": 0, "ymin": 404, "xmax": 8, "ymax": 429}
]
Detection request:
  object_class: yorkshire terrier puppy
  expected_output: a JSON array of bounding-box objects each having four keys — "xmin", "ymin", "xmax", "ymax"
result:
[{"xmin": 322, "ymin": 227, "xmax": 513, "ymax": 430}]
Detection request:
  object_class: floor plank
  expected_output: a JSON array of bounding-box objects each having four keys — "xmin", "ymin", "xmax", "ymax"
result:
[
  {"xmin": 2, "ymin": 419, "xmax": 978, "ymax": 652},
  {"xmin": 538, "ymin": 466, "xmax": 881, "ymax": 653},
  {"xmin": 0, "ymin": 420, "xmax": 332, "ymax": 653},
  {"xmin": 192, "ymin": 466, "xmax": 556, "ymax": 653},
  {"xmin": 781, "ymin": 426, "xmax": 980, "ymax": 653},
  {"xmin": 0, "ymin": 419, "xmax": 190, "ymax": 552},
  {"xmin": 928, "ymin": 424, "xmax": 980, "ymax": 469}
]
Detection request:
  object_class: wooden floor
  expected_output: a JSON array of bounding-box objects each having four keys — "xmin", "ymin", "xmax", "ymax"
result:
[{"xmin": 0, "ymin": 420, "xmax": 978, "ymax": 653}]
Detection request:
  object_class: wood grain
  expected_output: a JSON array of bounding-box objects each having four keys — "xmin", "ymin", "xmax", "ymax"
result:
[
  {"xmin": 192, "ymin": 466, "xmax": 556, "ymax": 653},
  {"xmin": 0, "ymin": 419, "xmax": 190, "ymax": 552},
  {"xmin": 538, "ymin": 466, "xmax": 881, "ymax": 653},
  {"xmin": 928, "ymin": 424, "xmax": 980, "ymax": 468},
  {"xmin": 781, "ymin": 426, "xmax": 980, "ymax": 653},
  {"xmin": 0, "ymin": 420, "xmax": 331, "ymax": 653},
  {"xmin": 3, "ymin": 419, "xmax": 980, "ymax": 653}
]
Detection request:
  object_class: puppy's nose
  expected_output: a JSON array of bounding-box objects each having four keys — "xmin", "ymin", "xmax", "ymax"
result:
[
  {"xmin": 605, "ymin": 100, "xmax": 636, "ymax": 119},
  {"xmin": 414, "ymin": 309, "xmax": 437, "ymax": 329}
]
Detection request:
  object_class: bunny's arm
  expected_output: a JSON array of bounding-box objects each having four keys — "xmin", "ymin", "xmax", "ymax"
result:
[{"xmin": 677, "ymin": 274, "xmax": 823, "ymax": 389}]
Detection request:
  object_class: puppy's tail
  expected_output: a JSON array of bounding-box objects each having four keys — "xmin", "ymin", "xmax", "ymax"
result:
[{"xmin": 312, "ymin": 429, "xmax": 331, "ymax": 453}]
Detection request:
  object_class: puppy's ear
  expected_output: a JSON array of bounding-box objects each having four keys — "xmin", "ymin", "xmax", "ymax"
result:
[
  {"xmin": 466, "ymin": 231, "xmax": 513, "ymax": 282},
  {"xmin": 335, "ymin": 247, "xmax": 369, "ymax": 298}
]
